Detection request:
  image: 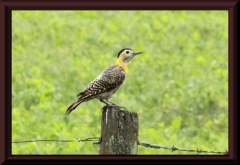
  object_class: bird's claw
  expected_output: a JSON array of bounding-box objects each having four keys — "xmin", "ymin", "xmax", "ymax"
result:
[
  {"xmin": 101, "ymin": 104, "xmax": 127, "ymax": 112},
  {"xmin": 118, "ymin": 106, "xmax": 127, "ymax": 110},
  {"xmin": 110, "ymin": 104, "xmax": 127, "ymax": 111}
]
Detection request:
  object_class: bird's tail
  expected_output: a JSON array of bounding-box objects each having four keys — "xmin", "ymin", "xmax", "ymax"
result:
[{"xmin": 65, "ymin": 99, "xmax": 83, "ymax": 115}]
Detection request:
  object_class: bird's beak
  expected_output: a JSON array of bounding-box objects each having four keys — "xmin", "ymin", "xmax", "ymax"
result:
[{"xmin": 132, "ymin": 51, "xmax": 143, "ymax": 56}]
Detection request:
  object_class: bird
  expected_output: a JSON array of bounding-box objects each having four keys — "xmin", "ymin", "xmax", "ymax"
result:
[{"xmin": 65, "ymin": 48, "xmax": 143, "ymax": 115}]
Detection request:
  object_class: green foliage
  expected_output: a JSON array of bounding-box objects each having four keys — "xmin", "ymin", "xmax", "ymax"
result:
[{"xmin": 12, "ymin": 10, "xmax": 228, "ymax": 155}]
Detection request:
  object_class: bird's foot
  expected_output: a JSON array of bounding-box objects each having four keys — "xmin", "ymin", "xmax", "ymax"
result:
[
  {"xmin": 101, "ymin": 103, "xmax": 127, "ymax": 112},
  {"xmin": 109, "ymin": 104, "xmax": 127, "ymax": 111}
]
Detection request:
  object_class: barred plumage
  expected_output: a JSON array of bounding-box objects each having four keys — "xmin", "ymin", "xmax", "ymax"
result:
[{"xmin": 66, "ymin": 48, "xmax": 143, "ymax": 115}]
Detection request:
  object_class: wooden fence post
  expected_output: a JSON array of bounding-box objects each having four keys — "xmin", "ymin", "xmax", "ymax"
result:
[{"xmin": 99, "ymin": 105, "xmax": 139, "ymax": 155}]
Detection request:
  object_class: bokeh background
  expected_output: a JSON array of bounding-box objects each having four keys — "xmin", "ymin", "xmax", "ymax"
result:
[{"xmin": 12, "ymin": 10, "xmax": 228, "ymax": 155}]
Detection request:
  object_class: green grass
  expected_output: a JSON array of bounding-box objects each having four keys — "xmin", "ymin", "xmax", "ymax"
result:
[{"xmin": 12, "ymin": 10, "xmax": 228, "ymax": 155}]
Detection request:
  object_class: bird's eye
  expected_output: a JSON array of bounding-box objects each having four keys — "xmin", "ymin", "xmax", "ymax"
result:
[{"xmin": 126, "ymin": 51, "xmax": 129, "ymax": 54}]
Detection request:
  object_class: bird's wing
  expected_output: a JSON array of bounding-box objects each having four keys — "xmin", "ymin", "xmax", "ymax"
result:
[{"xmin": 77, "ymin": 64, "xmax": 125, "ymax": 99}]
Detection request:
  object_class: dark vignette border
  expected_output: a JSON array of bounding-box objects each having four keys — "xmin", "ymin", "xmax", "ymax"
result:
[{"xmin": 0, "ymin": 0, "xmax": 238, "ymax": 164}]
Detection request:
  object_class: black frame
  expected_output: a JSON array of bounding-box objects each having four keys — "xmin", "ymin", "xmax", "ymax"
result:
[{"xmin": 0, "ymin": 0, "xmax": 238, "ymax": 164}]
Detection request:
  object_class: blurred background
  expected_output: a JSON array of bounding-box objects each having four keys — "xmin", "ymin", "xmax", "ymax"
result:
[{"xmin": 12, "ymin": 10, "xmax": 228, "ymax": 154}]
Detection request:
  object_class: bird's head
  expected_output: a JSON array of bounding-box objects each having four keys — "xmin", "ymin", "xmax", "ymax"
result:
[
  {"xmin": 117, "ymin": 48, "xmax": 142, "ymax": 64},
  {"xmin": 116, "ymin": 48, "xmax": 143, "ymax": 73}
]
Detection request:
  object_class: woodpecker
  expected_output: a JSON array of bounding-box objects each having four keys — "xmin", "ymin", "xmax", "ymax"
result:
[{"xmin": 65, "ymin": 48, "xmax": 143, "ymax": 115}]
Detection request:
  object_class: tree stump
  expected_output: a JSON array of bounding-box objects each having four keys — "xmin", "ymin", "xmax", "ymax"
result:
[{"xmin": 99, "ymin": 105, "xmax": 139, "ymax": 155}]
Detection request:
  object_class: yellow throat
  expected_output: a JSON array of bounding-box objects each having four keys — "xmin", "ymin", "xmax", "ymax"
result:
[{"xmin": 116, "ymin": 56, "xmax": 128, "ymax": 73}]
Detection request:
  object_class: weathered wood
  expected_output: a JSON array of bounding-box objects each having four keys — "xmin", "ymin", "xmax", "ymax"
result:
[{"xmin": 99, "ymin": 105, "xmax": 138, "ymax": 155}]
